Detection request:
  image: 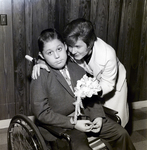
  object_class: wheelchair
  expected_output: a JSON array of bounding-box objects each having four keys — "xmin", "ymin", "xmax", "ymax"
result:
[{"xmin": 7, "ymin": 107, "xmax": 121, "ymax": 150}]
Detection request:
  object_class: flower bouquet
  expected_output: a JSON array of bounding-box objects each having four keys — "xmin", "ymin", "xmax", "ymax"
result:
[{"xmin": 73, "ymin": 74, "xmax": 101, "ymax": 123}]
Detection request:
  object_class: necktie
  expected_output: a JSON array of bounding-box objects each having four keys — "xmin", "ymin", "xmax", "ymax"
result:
[{"xmin": 62, "ymin": 67, "xmax": 73, "ymax": 91}]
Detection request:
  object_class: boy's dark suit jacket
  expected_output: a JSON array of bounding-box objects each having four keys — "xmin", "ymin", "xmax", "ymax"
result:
[{"xmin": 31, "ymin": 60, "xmax": 105, "ymax": 141}]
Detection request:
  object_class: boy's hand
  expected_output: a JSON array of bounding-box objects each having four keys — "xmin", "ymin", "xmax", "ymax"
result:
[
  {"xmin": 74, "ymin": 120, "xmax": 93, "ymax": 132},
  {"xmin": 91, "ymin": 117, "xmax": 102, "ymax": 133},
  {"xmin": 32, "ymin": 64, "xmax": 49, "ymax": 79}
]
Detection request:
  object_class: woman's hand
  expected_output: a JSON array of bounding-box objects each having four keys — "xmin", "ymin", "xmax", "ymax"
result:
[
  {"xmin": 91, "ymin": 117, "xmax": 102, "ymax": 133},
  {"xmin": 74, "ymin": 120, "xmax": 93, "ymax": 132},
  {"xmin": 32, "ymin": 63, "xmax": 49, "ymax": 79}
]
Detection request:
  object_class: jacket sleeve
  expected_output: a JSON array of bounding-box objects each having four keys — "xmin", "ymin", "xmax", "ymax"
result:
[
  {"xmin": 94, "ymin": 40, "xmax": 118, "ymax": 96},
  {"xmin": 99, "ymin": 47, "xmax": 118, "ymax": 96},
  {"xmin": 30, "ymin": 71, "xmax": 74, "ymax": 129}
]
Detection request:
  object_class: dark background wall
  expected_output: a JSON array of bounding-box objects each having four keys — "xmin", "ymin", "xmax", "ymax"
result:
[{"xmin": 0, "ymin": 0, "xmax": 147, "ymax": 120}]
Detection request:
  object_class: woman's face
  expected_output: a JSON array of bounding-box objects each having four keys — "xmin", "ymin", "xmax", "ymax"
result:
[{"xmin": 68, "ymin": 39, "xmax": 90, "ymax": 60}]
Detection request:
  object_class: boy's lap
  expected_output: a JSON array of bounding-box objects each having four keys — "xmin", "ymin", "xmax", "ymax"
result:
[{"xmin": 99, "ymin": 117, "xmax": 125, "ymax": 140}]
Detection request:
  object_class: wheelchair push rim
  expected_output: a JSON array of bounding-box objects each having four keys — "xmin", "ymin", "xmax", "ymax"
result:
[{"xmin": 7, "ymin": 114, "xmax": 47, "ymax": 150}]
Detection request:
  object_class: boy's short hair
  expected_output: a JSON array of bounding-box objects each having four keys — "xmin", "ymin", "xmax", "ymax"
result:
[
  {"xmin": 63, "ymin": 18, "xmax": 97, "ymax": 48},
  {"xmin": 38, "ymin": 28, "xmax": 64, "ymax": 53}
]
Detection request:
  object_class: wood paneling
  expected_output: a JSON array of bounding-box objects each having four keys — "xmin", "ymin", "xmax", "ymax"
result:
[
  {"xmin": 107, "ymin": 0, "xmax": 122, "ymax": 50},
  {"xmin": 0, "ymin": 0, "xmax": 14, "ymax": 119},
  {"xmin": 91, "ymin": 0, "xmax": 109, "ymax": 41},
  {"xmin": 0, "ymin": 0, "xmax": 147, "ymax": 119},
  {"xmin": 117, "ymin": 0, "xmax": 147, "ymax": 102},
  {"xmin": 25, "ymin": 0, "xmax": 33, "ymax": 115},
  {"xmin": 13, "ymin": 0, "xmax": 26, "ymax": 115},
  {"xmin": 137, "ymin": 0, "xmax": 147, "ymax": 100}
]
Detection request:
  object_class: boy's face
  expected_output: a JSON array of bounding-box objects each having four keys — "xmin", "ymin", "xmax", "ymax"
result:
[
  {"xmin": 42, "ymin": 39, "xmax": 67, "ymax": 69},
  {"xmin": 68, "ymin": 39, "xmax": 90, "ymax": 60}
]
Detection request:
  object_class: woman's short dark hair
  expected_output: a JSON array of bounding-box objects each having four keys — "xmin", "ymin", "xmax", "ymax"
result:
[
  {"xmin": 38, "ymin": 28, "xmax": 64, "ymax": 53},
  {"xmin": 63, "ymin": 18, "xmax": 97, "ymax": 48}
]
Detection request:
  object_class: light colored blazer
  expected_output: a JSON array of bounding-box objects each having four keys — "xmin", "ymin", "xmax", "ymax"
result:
[
  {"xmin": 76, "ymin": 38, "xmax": 128, "ymax": 127},
  {"xmin": 83, "ymin": 38, "xmax": 126, "ymax": 96}
]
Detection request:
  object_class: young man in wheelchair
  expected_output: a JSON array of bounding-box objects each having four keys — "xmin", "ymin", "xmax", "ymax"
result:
[{"xmin": 30, "ymin": 28, "xmax": 136, "ymax": 150}]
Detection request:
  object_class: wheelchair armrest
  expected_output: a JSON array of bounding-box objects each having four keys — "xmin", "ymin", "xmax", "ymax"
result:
[
  {"xmin": 103, "ymin": 106, "xmax": 121, "ymax": 125},
  {"xmin": 40, "ymin": 124, "xmax": 71, "ymax": 141},
  {"xmin": 103, "ymin": 106, "xmax": 118, "ymax": 114}
]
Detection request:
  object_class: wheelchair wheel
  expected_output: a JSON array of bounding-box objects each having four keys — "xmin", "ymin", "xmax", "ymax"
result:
[{"xmin": 7, "ymin": 114, "xmax": 48, "ymax": 150}]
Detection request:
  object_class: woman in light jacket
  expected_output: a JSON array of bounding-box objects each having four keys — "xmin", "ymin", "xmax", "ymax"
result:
[{"xmin": 62, "ymin": 18, "xmax": 129, "ymax": 127}]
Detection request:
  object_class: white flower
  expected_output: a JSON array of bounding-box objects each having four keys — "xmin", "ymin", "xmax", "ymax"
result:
[{"xmin": 74, "ymin": 74, "xmax": 101, "ymax": 99}]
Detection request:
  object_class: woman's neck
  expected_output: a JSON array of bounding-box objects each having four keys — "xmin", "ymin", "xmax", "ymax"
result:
[{"xmin": 83, "ymin": 49, "xmax": 93, "ymax": 64}]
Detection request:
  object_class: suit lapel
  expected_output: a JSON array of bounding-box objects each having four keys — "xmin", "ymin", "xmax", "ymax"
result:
[{"xmin": 52, "ymin": 69, "xmax": 75, "ymax": 97}]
